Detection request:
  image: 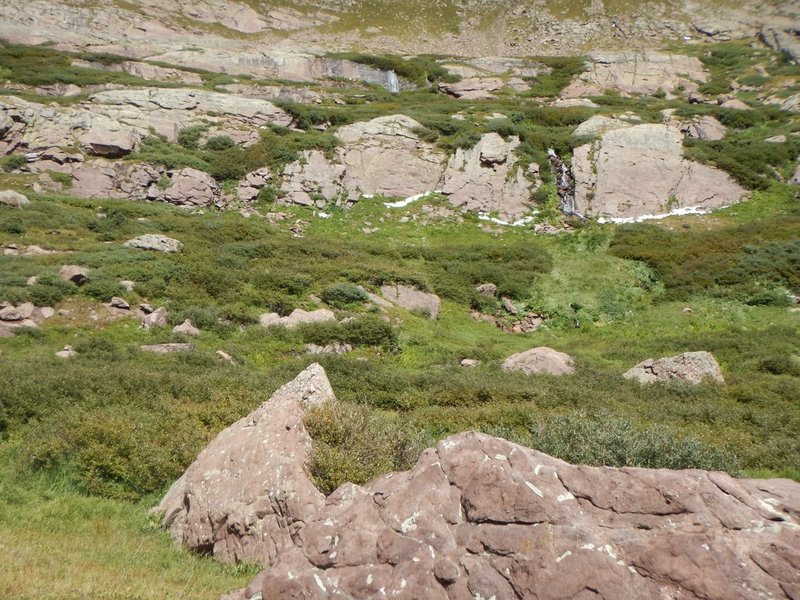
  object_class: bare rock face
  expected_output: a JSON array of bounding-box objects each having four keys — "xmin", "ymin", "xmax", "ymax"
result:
[
  {"xmin": 236, "ymin": 168, "xmax": 272, "ymax": 203},
  {"xmin": 335, "ymin": 115, "xmax": 445, "ymax": 200},
  {"xmin": 154, "ymin": 363, "xmax": 335, "ymax": 565},
  {"xmin": 280, "ymin": 150, "xmax": 347, "ymax": 207},
  {"xmin": 562, "ymin": 51, "xmax": 708, "ymax": 98},
  {"xmin": 160, "ymin": 167, "xmax": 219, "ymax": 207},
  {"xmin": 247, "ymin": 430, "xmax": 800, "ymax": 600},
  {"xmin": 441, "ymin": 133, "xmax": 536, "ymax": 220},
  {"xmin": 681, "ymin": 114, "xmax": 727, "ymax": 141},
  {"xmin": 124, "ymin": 234, "xmax": 183, "ymax": 253},
  {"xmin": 572, "ymin": 123, "xmax": 746, "ymax": 220},
  {"xmin": 502, "ymin": 346, "xmax": 576, "ymax": 375},
  {"xmin": 380, "ymin": 284, "xmax": 441, "ymax": 319},
  {"xmin": 623, "ymin": 350, "xmax": 725, "ymax": 385}
]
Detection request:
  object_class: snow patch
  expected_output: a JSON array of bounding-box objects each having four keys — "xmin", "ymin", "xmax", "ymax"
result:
[
  {"xmin": 383, "ymin": 190, "xmax": 442, "ymax": 208},
  {"xmin": 477, "ymin": 213, "xmax": 538, "ymax": 227},
  {"xmin": 597, "ymin": 205, "xmax": 727, "ymax": 224}
]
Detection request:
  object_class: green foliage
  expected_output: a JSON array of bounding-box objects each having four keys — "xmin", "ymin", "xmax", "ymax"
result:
[
  {"xmin": 521, "ymin": 410, "xmax": 741, "ymax": 472},
  {"xmin": 204, "ymin": 135, "xmax": 236, "ymax": 152},
  {"xmin": 328, "ymin": 53, "xmax": 458, "ymax": 85},
  {"xmin": 305, "ymin": 401, "xmax": 424, "ymax": 494},
  {"xmin": 177, "ymin": 125, "xmax": 208, "ymax": 150},
  {"xmin": 296, "ymin": 314, "xmax": 398, "ymax": 349},
  {"xmin": 609, "ymin": 217, "xmax": 800, "ymax": 301},
  {"xmin": 1, "ymin": 154, "xmax": 26, "ymax": 172},
  {"xmin": 523, "ymin": 56, "xmax": 587, "ymax": 97},
  {"xmin": 321, "ymin": 282, "xmax": 368, "ymax": 307}
]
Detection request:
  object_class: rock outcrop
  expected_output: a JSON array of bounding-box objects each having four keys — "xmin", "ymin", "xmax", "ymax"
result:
[
  {"xmin": 380, "ymin": 284, "xmax": 441, "ymax": 319},
  {"xmin": 624, "ymin": 351, "xmax": 725, "ymax": 385},
  {"xmin": 154, "ymin": 363, "xmax": 335, "ymax": 565},
  {"xmin": 441, "ymin": 133, "xmax": 537, "ymax": 220},
  {"xmin": 0, "ymin": 189, "xmax": 30, "ymax": 208},
  {"xmin": 259, "ymin": 308, "xmax": 337, "ymax": 329},
  {"xmin": 572, "ymin": 123, "xmax": 746, "ymax": 220},
  {"xmin": 562, "ymin": 51, "xmax": 708, "ymax": 98},
  {"xmin": 237, "ymin": 430, "xmax": 800, "ymax": 600},
  {"xmin": 502, "ymin": 347, "xmax": 576, "ymax": 375}
]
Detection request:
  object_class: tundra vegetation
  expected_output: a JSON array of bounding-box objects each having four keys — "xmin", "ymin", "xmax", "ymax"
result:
[{"xmin": 0, "ymin": 35, "xmax": 798, "ymax": 599}]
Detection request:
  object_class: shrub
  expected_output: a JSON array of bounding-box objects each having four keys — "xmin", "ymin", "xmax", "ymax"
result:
[
  {"xmin": 1, "ymin": 154, "xmax": 26, "ymax": 172},
  {"xmin": 321, "ymin": 282, "xmax": 368, "ymax": 308},
  {"xmin": 177, "ymin": 124, "xmax": 208, "ymax": 150},
  {"xmin": 204, "ymin": 135, "xmax": 236, "ymax": 151}
]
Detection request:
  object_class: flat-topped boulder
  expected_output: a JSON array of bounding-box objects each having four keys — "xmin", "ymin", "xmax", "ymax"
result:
[
  {"xmin": 259, "ymin": 308, "xmax": 336, "ymax": 329},
  {"xmin": 380, "ymin": 284, "xmax": 441, "ymax": 319},
  {"xmin": 153, "ymin": 364, "xmax": 335, "ymax": 565},
  {"xmin": 124, "ymin": 234, "xmax": 183, "ymax": 253}
]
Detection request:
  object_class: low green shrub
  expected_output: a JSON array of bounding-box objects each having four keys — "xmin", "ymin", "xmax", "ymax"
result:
[{"xmin": 321, "ymin": 282, "xmax": 368, "ymax": 307}]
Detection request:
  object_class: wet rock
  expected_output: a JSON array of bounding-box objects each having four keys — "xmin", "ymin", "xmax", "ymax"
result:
[
  {"xmin": 380, "ymin": 284, "xmax": 441, "ymax": 319},
  {"xmin": 153, "ymin": 364, "xmax": 334, "ymax": 565},
  {"xmin": 124, "ymin": 234, "xmax": 183, "ymax": 253},
  {"xmin": 623, "ymin": 351, "xmax": 725, "ymax": 384},
  {"xmin": 502, "ymin": 346, "xmax": 575, "ymax": 375}
]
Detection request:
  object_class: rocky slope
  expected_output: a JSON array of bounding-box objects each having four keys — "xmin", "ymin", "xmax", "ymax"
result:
[{"xmin": 155, "ymin": 365, "xmax": 800, "ymax": 600}]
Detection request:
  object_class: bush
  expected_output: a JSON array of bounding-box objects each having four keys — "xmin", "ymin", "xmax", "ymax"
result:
[
  {"xmin": 321, "ymin": 282, "xmax": 368, "ymax": 308},
  {"xmin": 204, "ymin": 135, "xmax": 236, "ymax": 151},
  {"xmin": 177, "ymin": 124, "xmax": 207, "ymax": 150},
  {"xmin": 1, "ymin": 154, "xmax": 26, "ymax": 172}
]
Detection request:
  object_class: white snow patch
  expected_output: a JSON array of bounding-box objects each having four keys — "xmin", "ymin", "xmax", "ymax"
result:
[
  {"xmin": 383, "ymin": 190, "xmax": 442, "ymax": 208},
  {"xmin": 367, "ymin": 574, "xmax": 374, "ymax": 585},
  {"xmin": 582, "ymin": 543, "xmax": 596, "ymax": 551},
  {"xmin": 597, "ymin": 205, "xmax": 728, "ymax": 225},
  {"xmin": 557, "ymin": 492, "xmax": 575, "ymax": 502},
  {"xmin": 494, "ymin": 454, "xmax": 507, "ymax": 461},
  {"xmin": 556, "ymin": 550, "xmax": 572, "ymax": 563},
  {"xmin": 534, "ymin": 464, "xmax": 543, "ymax": 476},
  {"xmin": 477, "ymin": 213, "xmax": 538, "ymax": 227},
  {"xmin": 318, "ymin": 212, "xmax": 331, "ymax": 218},
  {"xmin": 525, "ymin": 481, "xmax": 544, "ymax": 498}
]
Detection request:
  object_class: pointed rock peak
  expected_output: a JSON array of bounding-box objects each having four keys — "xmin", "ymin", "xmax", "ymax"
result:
[{"xmin": 279, "ymin": 362, "xmax": 336, "ymax": 410}]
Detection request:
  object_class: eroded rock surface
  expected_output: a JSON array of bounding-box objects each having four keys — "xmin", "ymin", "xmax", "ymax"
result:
[
  {"xmin": 380, "ymin": 284, "xmax": 441, "ymax": 319},
  {"xmin": 624, "ymin": 350, "xmax": 725, "ymax": 384},
  {"xmin": 241, "ymin": 431, "xmax": 800, "ymax": 600},
  {"xmin": 572, "ymin": 123, "xmax": 746, "ymax": 220},
  {"xmin": 153, "ymin": 364, "xmax": 334, "ymax": 565}
]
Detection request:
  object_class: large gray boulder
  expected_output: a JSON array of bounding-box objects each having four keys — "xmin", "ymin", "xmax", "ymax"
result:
[
  {"xmin": 154, "ymin": 363, "xmax": 335, "ymax": 565},
  {"xmin": 502, "ymin": 346, "xmax": 576, "ymax": 375},
  {"xmin": 259, "ymin": 308, "xmax": 336, "ymax": 329},
  {"xmin": 572, "ymin": 123, "xmax": 746, "ymax": 220},
  {"xmin": 242, "ymin": 431, "xmax": 800, "ymax": 600},
  {"xmin": 380, "ymin": 284, "xmax": 441, "ymax": 319},
  {"xmin": 0, "ymin": 189, "xmax": 30, "ymax": 208},
  {"xmin": 623, "ymin": 351, "xmax": 725, "ymax": 385}
]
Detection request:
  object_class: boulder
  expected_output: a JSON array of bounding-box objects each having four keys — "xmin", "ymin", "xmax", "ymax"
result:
[
  {"xmin": 380, "ymin": 284, "xmax": 441, "ymax": 319},
  {"xmin": 0, "ymin": 302, "xmax": 34, "ymax": 322},
  {"xmin": 441, "ymin": 133, "xmax": 536, "ymax": 220},
  {"xmin": 623, "ymin": 351, "xmax": 725, "ymax": 385},
  {"xmin": 55, "ymin": 345, "xmax": 77, "ymax": 359},
  {"xmin": 259, "ymin": 308, "xmax": 337, "ymax": 329},
  {"xmin": 172, "ymin": 319, "xmax": 200, "ymax": 337},
  {"xmin": 153, "ymin": 363, "xmax": 335, "ymax": 565},
  {"xmin": 438, "ymin": 77, "xmax": 504, "ymax": 100},
  {"xmin": 460, "ymin": 358, "xmax": 481, "ymax": 368},
  {"xmin": 162, "ymin": 167, "xmax": 219, "ymax": 207},
  {"xmin": 140, "ymin": 343, "xmax": 193, "ymax": 353},
  {"xmin": 124, "ymin": 234, "xmax": 183, "ymax": 253},
  {"xmin": 562, "ymin": 51, "xmax": 708, "ymax": 98},
  {"xmin": 58, "ymin": 265, "xmax": 90, "ymax": 285},
  {"xmin": 109, "ymin": 296, "xmax": 130, "ymax": 310},
  {"xmin": 236, "ymin": 167, "xmax": 272, "ymax": 202},
  {"xmin": 790, "ymin": 164, "xmax": 800, "ymax": 186},
  {"xmin": 241, "ymin": 430, "xmax": 800, "ymax": 600},
  {"xmin": 306, "ymin": 342, "xmax": 352, "ymax": 355},
  {"xmin": 141, "ymin": 307, "xmax": 168, "ymax": 330},
  {"xmin": 280, "ymin": 150, "xmax": 347, "ymax": 207},
  {"xmin": 475, "ymin": 283, "xmax": 497, "ymax": 297},
  {"xmin": 572, "ymin": 123, "xmax": 746, "ymax": 220},
  {"xmin": 502, "ymin": 346, "xmax": 575, "ymax": 375},
  {"xmin": 682, "ymin": 115, "xmax": 727, "ymax": 141},
  {"xmin": 0, "ymin": 189, "xmax": 30, "ymax": 208},
  {"xmin": 719, "ymin": 98, "xmax": 751, "ymax": 110}
]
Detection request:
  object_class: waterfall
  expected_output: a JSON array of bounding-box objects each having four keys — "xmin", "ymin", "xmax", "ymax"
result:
[
  {"xmin": 547, "ymin": 148, "xmax": 584, "ymax": 220},
  {"xmin": 386, "ymin": 70, "xmax": 400, "ymax": 94}
]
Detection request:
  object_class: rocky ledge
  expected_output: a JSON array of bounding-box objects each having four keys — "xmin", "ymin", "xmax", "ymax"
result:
[{"xmin": 154, "ymin": 366, "xmax": 800, "ymax": 600}]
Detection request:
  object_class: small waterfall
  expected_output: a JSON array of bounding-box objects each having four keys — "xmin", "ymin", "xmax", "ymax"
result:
[
  {"xmin": 547, "ymin": 148, "xmax": 584, "ymax": 220},
  {"xmin": 386, "ymin": 70, "xmax": 400, "ymax": 94}
]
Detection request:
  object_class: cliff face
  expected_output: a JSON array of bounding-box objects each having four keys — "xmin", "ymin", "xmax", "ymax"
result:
[{"xmin": 1, "ymin": 0, "xmax": 797, "ymax": 61}]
